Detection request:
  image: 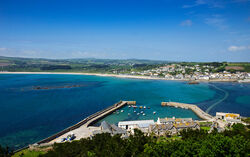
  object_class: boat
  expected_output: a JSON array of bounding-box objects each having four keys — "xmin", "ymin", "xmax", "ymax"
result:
[
  {"xmin": 128, "ymin": 113, "xmax": 130, "ymax": 116},
  {"xmin": 128, "ymin": 105, "xmax": 131, "ymax": 108},
  {"xmin": 144, "ymin": 106, "xmax": 146, "ymax": 109},
  {"xmin": 132, "ymin": 105, "xmax": 137, "ymax": 108},
  {"xmin": 143, "ymin": 113, "xmax": 146, "ymax": 116},
  {"xmin": 141, "ymin": 111, "xmax": 143, "ymax": 114},
  {"xmin": 148, "ymin": 107, "xmax": 150, "ymax": 109},
  {"xmin": 121, "ymin": 110, "xmax": 124, "ymax": 112},
  {"xmin": 137, "ymin": 113, "xmax": 140, "ymax": 115},
  {"xmin": 153, "ymin": 111, "xmax": 156, "ymax": 115},
  {"xmin": 134, "ymin": 111, "xmax": 136, "ymax": 113},
  {"xmin": 117, "ymin": 112, "xmax": 119, "ymax": 114},
  {"xmin": 139, "ymin": 106, "xmax": 143, "ymax": 109}
]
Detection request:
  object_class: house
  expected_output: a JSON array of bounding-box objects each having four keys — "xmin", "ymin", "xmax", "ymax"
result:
[
  {"xmin": 157, "ymin": 117, "xmax": 193, "ymax": 125},
  {"xmin": 216, "ymin": 112, "xmax": 241, "ymax": 123},
  {"xmin": 93, "ymin": 121, "xmax": 127, "ymax": 137},
  {"xmin": 149, "ymin": 124, "xmax": 177, "ymax": 136},
  {"xmin": 174, "ymin": 122, "xmax": 200, "ymax": 131},
  {"xmin": 118, "ymin": 120, "xmax": 155, "ymax": 134}
]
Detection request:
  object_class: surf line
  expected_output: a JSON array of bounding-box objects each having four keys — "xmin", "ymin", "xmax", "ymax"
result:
[{"xmin": 205, "ymin": 84, "xmax": 229, "ymax": 113}]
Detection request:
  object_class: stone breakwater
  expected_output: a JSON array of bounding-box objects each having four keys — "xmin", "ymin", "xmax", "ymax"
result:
[
  {"xmin": 33, "ymin": 101, "xmax": 136, "ymax": 146},
  {"xmin": 161, "ymin": 102, "xmax": 213, "ymax": 120}
]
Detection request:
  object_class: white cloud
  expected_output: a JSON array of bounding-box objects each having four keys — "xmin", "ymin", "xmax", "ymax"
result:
[
  {"xmin": 205, "ymin": 15, "xmax": 227, "ymax": 30},
  {"xmin": 0, "ymin": 47, "xmax": 7, "ymax": 51},
  {"xmin": 180, "ymin": 20, "xmax": 192, "ymax": 26},
  {"xmin": 228, "ymin": 45, "xmax": 250, "ymax": 51},
  {"xmin": 182, "ymin": 0, "xmax": 224, "ymax": 8}
]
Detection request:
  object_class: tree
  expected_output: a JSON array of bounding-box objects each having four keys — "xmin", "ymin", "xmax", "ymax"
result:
[{"xmin": 0, "ymin": 145, "xmax": 12, "ymax": 157}]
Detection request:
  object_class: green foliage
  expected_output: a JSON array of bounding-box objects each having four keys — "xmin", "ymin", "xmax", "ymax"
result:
[
  {"xmin": 12, "ymin": 149, "xmax": 45, "ymax": 157},
  {"xmin": 39, "ymin": 128, "xmax": 250, "ymax": 157},
  {"xmin": 0, "ymin": 145, "xmax": 12, "ymax": 157},
  {"xmin": 242, "ymin": 117, "xmax": 250, "ymax": 124}
]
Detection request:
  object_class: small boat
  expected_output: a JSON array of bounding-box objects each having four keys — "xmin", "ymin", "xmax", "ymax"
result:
[
  {"xmin": 143, "ymin": 113, "xmax": 146, "ymax": 116},
  {"xmin": 148, "ymin": 107, "xmax": 150, "ymax": 109},
  {"xmin": 140, "ymin": 106, "xmax": 143, "ymax": 109},
  {"xmin": 121, "ymin": 110, "xmax": 124, "ymax": 112},
  {"xmin": 134, "ymin": 111, "xmax": 136, "ymax": 113},
  {"xmin": 128, "ymin": 105, "xmax": 131, "ymax": 108},
  {"xmin": 153, "ymin": 111, "xmax": 156, "ymax": 115},
  {"xmin": 117, "ymin": 112, "xmax": 119, "ymax": 114},
  {"xmin": 141, "ymin": 111, "xmax": 143, "ymax": 114},
  {"xmin": 144, "ymin": 106, "xmax": 146, "ymax": 109},
  {"xmin": 128, "ymin": 113, "xmax": 130, "ymax": 116},
  {"xmin": 132, "ymin": 105, "xmax": 137, "ymax": 108},
  {"xmin": 137, "ymin": 113, "xmax": 140, "ymax": 115},
  {"xmin": 175, "ymin": 106, "xmax": 178, "ymax": 108}
]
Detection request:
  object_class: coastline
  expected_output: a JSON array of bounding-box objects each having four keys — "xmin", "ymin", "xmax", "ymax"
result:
[{"xmin": 0, "ymin": 71, "xmax": 249, "ymax": 82}]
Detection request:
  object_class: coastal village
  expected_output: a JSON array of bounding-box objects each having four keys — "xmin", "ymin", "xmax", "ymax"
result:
[
  {"xmin": 29, "ymin": 101, "xmax": 246, "ymax": 149},
  {"xmin": 116, "ymin": 63, "xmax": 250, "ymax": 82}
]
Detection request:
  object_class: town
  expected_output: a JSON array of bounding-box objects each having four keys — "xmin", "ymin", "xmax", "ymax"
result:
[{"xmin": 116, "ymin": 63, "xmax": 250, "ymax": 82}]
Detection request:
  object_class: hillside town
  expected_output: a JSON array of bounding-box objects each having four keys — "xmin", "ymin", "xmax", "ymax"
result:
[{"xmin": 122, "ymin": 64, "xmax": 250, "ymax": 82}]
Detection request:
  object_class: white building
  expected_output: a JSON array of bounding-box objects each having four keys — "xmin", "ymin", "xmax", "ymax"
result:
[
  {"xmin": 216, "ymin": 112, "xmax": 241, "ymax": 123},
  {"xmin": 118, "ymin": 120, "xmax": 155, "ymax": 134}
]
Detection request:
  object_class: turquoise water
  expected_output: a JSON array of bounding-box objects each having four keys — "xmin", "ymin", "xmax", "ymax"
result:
[{"xmin": 0, "ymin": 74, "xmax": 249, "ymax": 149}]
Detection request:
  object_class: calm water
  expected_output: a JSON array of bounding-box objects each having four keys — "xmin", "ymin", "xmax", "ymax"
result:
[{"xmin": 0, "ymin": 74, "xmax": 249, "ymax": 149}]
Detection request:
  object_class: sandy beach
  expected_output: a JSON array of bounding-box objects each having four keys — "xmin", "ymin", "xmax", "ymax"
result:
[{"xmin": 0, "ymin": 71, "xmax": 248, "ymax": 82}]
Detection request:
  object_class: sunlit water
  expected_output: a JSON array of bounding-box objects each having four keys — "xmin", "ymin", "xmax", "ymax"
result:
[{"xmin": 0, "ymin": 74, "xmax": 249, "ymax": 149}]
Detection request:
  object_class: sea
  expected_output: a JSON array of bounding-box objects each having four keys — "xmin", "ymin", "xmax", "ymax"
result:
[{"xmin": 0, "ymin": 74, "xmax": 249, "ymax": 149}]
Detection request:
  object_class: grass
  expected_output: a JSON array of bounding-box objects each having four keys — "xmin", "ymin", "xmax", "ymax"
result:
[
  {"xmin": 12, "ymin": 149, "xmax": 46, "ymax": 157},
  {"xmin": 201, "ymin": 126, "xmax": 211, "ymax": 131}
]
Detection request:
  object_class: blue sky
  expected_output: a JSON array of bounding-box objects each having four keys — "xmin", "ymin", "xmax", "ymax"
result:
[{"xmin": 0, "ymin": 0, "xmax": 249, "ymax": 61}]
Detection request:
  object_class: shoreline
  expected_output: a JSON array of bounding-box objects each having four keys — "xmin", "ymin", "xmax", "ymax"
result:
[{"xmin": 0, "ymin": 71, "xmax": 249, "ymax": 83}]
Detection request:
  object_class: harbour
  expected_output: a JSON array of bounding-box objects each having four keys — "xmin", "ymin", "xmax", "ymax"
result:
[{"xmin": 0, "ymin": 74, "xmax": 249, "ymax": 150}]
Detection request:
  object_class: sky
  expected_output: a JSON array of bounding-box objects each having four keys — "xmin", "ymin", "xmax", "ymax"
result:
[{"xmin": 0, "ymin": 0, "xmax": 250, "ymax": 62}]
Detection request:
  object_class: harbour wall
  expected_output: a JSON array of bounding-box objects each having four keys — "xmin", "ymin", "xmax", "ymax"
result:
[
  {"xmin": 36, "ymin": 101, "xmax": 135, "ymax": 145},
  {"xmin": 161, "ymin": 102, "xmax": 213, "ymax": 120}
]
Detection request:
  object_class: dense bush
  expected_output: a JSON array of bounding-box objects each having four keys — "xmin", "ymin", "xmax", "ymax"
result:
[
  {"xmin": 0, "ymin": 145, "xmax": 12, "ymax": 157},
  {"xmin": 41, "ymin": 124, "xmax": 250, "ymax": 157}
]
